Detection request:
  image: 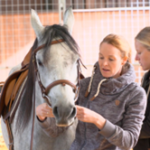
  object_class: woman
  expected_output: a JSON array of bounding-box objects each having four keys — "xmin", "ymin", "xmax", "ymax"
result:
[
  {"xmin": 36, "ymin": 34, "xmax": 146, "ymax": 150},
  {"xmin": 133, "ymin": 27, "xmax": 150, "ymax": 150}
]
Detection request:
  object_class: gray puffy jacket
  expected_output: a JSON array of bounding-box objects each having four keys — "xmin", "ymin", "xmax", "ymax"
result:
[{"xmin": 70, "ymin": 62, "xmax": 146, "ymax": 150}]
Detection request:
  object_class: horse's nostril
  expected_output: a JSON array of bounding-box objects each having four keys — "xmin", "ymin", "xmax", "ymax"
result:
[
  {"xmin": 53, "ymin": 106, "xmax": 59, "ymax": 118},
  {"xmin": 53, "ymin": 105, "xmax": 76, "ymax": 123}
]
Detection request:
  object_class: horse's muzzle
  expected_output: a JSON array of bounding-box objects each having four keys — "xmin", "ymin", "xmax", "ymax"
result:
[{"xmin": 53, "ymin": 105, "xmax": 76, "ymax": 127}]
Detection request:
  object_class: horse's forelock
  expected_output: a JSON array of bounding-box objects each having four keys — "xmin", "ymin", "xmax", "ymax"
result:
[{"xmin": 42, "ymin": 25, "xmax": 80, "ymax": 59}]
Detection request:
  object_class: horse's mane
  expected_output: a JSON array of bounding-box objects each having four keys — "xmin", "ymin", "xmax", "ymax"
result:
[{"xmin": 16, "ymin": 25, "xmax": 79, "ymax": 132}]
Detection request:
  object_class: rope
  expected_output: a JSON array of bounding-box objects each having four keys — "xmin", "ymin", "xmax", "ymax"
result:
[{"xmin": 90, "ymin": 79, "xmax": 107, "ymax": 101}]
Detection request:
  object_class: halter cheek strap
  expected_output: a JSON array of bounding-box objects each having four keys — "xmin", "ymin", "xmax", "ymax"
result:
[{"xmin": 33, "ymin": 39, "xmax": 80, "ymax": 106}]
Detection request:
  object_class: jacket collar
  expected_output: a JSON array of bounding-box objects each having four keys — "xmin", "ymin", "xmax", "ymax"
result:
[{"xmin": 92, "ymin": 62, "xmax": 136, "ymax": 95}]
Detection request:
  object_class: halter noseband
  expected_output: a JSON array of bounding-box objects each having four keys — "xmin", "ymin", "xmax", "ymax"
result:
[{"xmin": 33, "ymin": 39, "xmax": 80, "ymax": 106}]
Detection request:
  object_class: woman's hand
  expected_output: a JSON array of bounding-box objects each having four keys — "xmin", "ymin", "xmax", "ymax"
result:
[
  {"xmin": 76, "ymin": 105, "xmax": 106, "ymax": 129},
  {"xmin": 36, "ymin": 103, "xmax": 54, "ymax": 121}
]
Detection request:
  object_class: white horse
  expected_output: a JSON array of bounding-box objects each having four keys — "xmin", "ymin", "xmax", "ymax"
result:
[{"xmin": 1, "ymin": 8, "xmax": 80, "ymax": 150}]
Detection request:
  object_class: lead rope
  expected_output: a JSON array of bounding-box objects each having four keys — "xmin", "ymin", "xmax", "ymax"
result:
[
  {"xmin": 30, "ymin": 57, "xmax": 36, "ymax": 150},
  {"xmin": 30, "ymin": 86, "xmax": 35, "ymax": 150}
]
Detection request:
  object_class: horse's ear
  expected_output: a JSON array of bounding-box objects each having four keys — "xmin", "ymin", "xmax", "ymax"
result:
[
  {"xmin": 63, "ymin": 7, "xmax": 74, "ymax": 34},
  {"xmin": 30, "ymin": 9, "xmax": 44, "ymax": 40}
]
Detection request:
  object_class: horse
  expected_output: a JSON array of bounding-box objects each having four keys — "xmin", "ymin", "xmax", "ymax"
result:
[{"xmin": 1, "ymin": 8, "xmax": 81, "ymax": 150}]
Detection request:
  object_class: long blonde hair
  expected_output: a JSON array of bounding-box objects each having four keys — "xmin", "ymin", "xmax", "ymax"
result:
[
  {"xmin": 135, "ymin": 27, "xmax": 150, "ymax": 51},
  {"xmin": 100, "ymin": 34, "xmax": 131, "ymax": 63}
]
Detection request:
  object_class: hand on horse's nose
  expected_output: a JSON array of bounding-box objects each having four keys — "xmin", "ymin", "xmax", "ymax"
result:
[{"xmin": 36, "ymin": 103, "xmax": 54, "ymax": 121}]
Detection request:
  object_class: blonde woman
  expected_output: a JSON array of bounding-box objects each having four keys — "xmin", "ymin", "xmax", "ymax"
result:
[
  {"xmin": 134, "ymin": 27, "xmax": 150, "ymax": 150},
  {"xmin": 36, "ymin": 34, "xmax": 146, "ymax": 150}
]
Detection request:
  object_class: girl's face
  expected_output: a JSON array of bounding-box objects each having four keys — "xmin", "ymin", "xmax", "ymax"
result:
[
  {"xmin": 135, "ymin": 39, "xmax": 150, "ymax": 71},
  {"xmin": 99, "ymin": 42, "xmax": 127, "ymax": 78}
]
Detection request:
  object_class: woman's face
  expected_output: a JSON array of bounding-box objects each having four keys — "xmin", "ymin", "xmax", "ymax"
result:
[
  {"xmin": 99, "ymin": 42, "xmax": 127, "ymax": 78},
  {"xmin": 135, "ymin": 39, "xmax": 150, "ymax": 71}
]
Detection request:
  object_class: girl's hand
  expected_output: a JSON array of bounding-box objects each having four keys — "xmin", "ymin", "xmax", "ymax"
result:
[
  {"xmin": 76, "ymin": 105, "xmax": 106, "ymax": 129},
  {"xmin": 36, "ymin": 103, "xmax": 54, "ymax": 121}
]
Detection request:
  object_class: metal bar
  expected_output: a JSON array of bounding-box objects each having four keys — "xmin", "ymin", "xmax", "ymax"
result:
[
  {"xmin": 73, "ymin": 7, "xmax": 150, "ymax": 12},
  {"xmin": 58, "ymin": 0, "xmax": 66, "ymax": 24},
  {"xmin": 59, "ymin": 0, "xmax": 61, "ymax": 24}
]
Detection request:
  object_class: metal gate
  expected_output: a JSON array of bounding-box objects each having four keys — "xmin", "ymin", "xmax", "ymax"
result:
[{"xmin": 0, "ymin": 0, "xmax": 149, "ymax": 83}]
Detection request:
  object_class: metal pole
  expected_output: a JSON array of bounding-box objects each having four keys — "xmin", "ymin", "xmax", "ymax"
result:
[{"xmin": 59, "ymin": 0, "xmax": 66, "ymax": 24}]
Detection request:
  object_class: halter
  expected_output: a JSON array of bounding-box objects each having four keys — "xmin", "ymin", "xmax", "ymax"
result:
[
  {"xmin": 32, "ymin": 39, "xmax": 80, "ymax": 106},
  {"xmin": 29, "ymin": 39, "xmax": 82, "ymax": 150}
]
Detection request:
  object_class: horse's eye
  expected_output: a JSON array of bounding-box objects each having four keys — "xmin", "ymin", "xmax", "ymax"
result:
[{"xmin": 37, "ymin": 60, "xmax": 43, "ymax": 66}]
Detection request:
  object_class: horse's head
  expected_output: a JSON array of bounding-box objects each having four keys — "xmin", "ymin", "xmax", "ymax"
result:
[{"xmin": 30, "ymin": 8, "xmax": 80, "ymax": 127}]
